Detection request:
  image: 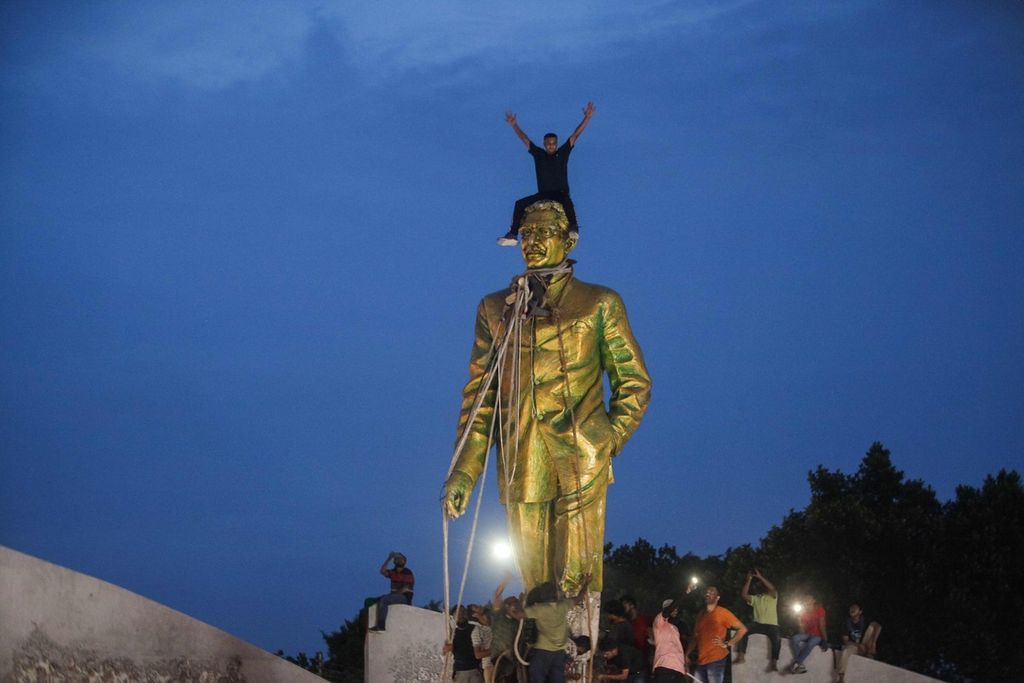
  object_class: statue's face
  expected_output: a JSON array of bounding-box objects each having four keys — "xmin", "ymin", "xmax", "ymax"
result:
[{"xmin": 519, "ymin": 208, "xmax": 575, "ymax": 269}]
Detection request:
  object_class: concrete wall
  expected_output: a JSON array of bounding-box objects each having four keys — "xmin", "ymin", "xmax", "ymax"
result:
[
  {"xmin": 733, "ymin": 633, "xmax": 940, "ymax": 683},
  {"xmin": 0, "ymin": 546, "xmax": 323, "ymax": 683},
  {"xmin": 364, "ymin": 604, "xmax": 446, "ymax": 683},
  {"xmin": 364, "ymin": 606, "xmax": 941, "ymax": 683}
]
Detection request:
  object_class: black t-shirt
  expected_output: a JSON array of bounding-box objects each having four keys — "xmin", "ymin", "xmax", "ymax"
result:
[
  {"xmin": 609, "ymin": 621, "xmax": 634, "ymax": 649},
  {"xmin": 452, "ymin": 622, "xmax": 480, "ymax": 672},
  {"xmin": 608, "ymin": 644, "xmax": 645, "ymax": 675},
  {"xmin": 845, "ymin": 616, "xmax": 868, "ymax": 643},
  {"xmin": 529, "ymin": 141, "xmax": 573, "ymax": 193}
]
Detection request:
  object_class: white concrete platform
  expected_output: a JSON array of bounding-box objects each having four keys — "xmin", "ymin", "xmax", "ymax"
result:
[
  {"xmin": 732, "ymin": 633, "xmax": 940, "ymax": 683},
  {"xmin": 0, "ymin": 545, "xmax": 323, "ymax": 683},
  {"xmin": 364, "ymin": 603, "xmax": 446, "ymax": 682}
]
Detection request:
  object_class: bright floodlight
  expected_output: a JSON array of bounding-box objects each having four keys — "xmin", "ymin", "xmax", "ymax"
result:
[
  {"xmin": 690, "ymin": 576, "xmax": 699, "ymax": 584},
  {"xmin": 792, "ymin": 602, "xmax": 804, "ymax": 614},
  {"xmin": 492, "ymin": 540, "xmax": 513, "ymax": 561}
]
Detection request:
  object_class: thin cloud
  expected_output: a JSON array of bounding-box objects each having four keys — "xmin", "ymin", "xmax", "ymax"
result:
[
  {"xmin": 86, "ymin": 2, "xmax": 316, "ymax": 90},
  {"xmin": 329, "ymin": 1, "xmax": 758, "ymax": 78},
  {"xmin": 12, "ymin": 0, "xmax": 760, "ymax": 91}
]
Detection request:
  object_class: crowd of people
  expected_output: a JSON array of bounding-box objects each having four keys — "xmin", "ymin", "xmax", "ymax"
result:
[
  {"xmin": 370, "ymin": 555, "xmax": 881, "ymax": 683},
  {"xmin": 443, "ymin": 574, "xmax": 592, "ymax": 683},
  {"xmin": 594, "ymin": 569, "xmax": 883, "ymax": 683}
]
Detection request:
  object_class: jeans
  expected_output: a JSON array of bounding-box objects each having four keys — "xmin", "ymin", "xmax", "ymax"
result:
[
  {"xmin": 509, "ymin": 191, "xmax": 578, "ymax": 234},
  {"xmin": 694, "ymin": 656, "xmax": 727, "ymax": 683},
  {"xmin": 790, "ymin": 633, "xmax": 822, "ymax": 665},
  {"xmin": 528, "ymin": 648, "xmax": 566, "ymax": 683},
  {"xmin": 736, "ymin": 622, "xmax": 781, "ymax": 660},
  {"xmin": 373, "ymin": 591, "xmax": 411, "ymax": 628}
]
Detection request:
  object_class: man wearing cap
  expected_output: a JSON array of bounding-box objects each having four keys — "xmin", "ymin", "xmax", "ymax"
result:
[
  {"xmin": 443, "ymin": 200, "xmax": 651, "ymax": 601},
  {"xmin": 652, "ymin": 599, "xmax": 688, "ymax": 683},
  {"xmin": 370, "ymin": 551, "xmax": 414, "ymax": 631}
]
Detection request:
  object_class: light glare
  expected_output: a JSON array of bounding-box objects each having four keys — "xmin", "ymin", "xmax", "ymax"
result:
[{"xmin": 492, "ymin": 540, "xmax": 512, "ymax": 560}]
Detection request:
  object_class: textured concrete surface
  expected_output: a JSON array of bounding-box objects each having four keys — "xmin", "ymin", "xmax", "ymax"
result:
[
  {"xmin": 364, "ymin": 603, "xmax": 446, "ymax": 683},
  {"xmin": 731, "ymin": 633, "xmax": 941, "ymax": 682},
  {"xmin": 0, "ymin": 545, "xmax": 323, "ymax": 683}
]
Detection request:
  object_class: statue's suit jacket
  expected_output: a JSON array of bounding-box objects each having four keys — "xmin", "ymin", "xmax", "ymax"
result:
[{"xmin": 453, "ymin": 271, "xmax": 652, "ymax": 504}]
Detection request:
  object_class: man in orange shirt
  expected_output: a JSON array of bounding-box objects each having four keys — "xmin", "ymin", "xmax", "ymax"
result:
[{"xmin": 684, "ymin": 586, "xmax": 747, "ymax": 683}]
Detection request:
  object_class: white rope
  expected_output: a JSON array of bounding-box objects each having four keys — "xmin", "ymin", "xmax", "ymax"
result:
[
  {"xmin": 439, "ymin": 277, "xmax": 520, "ymax": 680},
  {"xmin": 440, "ymin": 510, "xmax": 452, "ymax": 679},
  {"xmin": 511, "ymin": 614, "xmax": 530, "ymax": 666}
]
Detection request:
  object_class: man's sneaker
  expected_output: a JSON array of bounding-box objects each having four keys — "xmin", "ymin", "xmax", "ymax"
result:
[
  {"xmin": 795, "ymin": 664, "xmax": 808, "ymax": 674},
  {"xmin": 497, "ymin": 230, "xmax": 518, "ymax": 246}
]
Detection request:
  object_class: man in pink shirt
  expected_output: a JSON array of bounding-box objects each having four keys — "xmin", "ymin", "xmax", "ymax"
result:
[{"xmin": 651, "ymin": 599, "xmax": 688, "ymax": 683}]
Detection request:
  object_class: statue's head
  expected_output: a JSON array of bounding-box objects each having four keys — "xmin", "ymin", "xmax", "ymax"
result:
[{"xmin": 519, "ymin": 200, "xmax": 577, "ymax": 269}]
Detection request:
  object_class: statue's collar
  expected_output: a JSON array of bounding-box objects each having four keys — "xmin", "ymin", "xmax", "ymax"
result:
[
  {"xmin": 524, "ymin": 259, "xmax": 575, "ymax": 285},
  {"xmin": 514, "ymin": 260, "xmax": 575, "ymax": 318}
]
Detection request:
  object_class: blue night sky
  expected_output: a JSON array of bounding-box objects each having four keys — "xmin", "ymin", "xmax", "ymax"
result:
[{"xmin": 2, "ymin": 0, "xmax": 1022, "ymax": 657}]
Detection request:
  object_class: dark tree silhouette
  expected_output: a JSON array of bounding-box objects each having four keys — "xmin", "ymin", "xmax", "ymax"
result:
[{"xmin": 601, "ymin": 444, "xmax": 1022, "ymax": 682}]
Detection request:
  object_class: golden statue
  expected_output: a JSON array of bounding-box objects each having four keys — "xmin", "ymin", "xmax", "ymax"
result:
[{"xmin": 443, "ymin": 201, "xmax": 652, "ymax": 595}]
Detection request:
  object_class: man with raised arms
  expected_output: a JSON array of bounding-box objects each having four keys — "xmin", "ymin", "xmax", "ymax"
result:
[{"xmin": 498, "ymin": 103, "xmax": 595, "ymax": 245}]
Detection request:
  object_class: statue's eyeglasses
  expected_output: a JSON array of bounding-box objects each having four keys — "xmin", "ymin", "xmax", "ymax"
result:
[{"xmin": 520, "ymin": 226, "xmax": 566, "ymax": 240}]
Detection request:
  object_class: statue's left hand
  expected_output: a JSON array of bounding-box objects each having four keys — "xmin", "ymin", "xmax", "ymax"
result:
[{"xmin": 443, "ymin": 471, "xmax": 475, "ymax": 519}]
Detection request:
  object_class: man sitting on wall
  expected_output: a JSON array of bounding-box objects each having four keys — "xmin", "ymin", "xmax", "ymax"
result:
[{"xmin": 369, "ymin": 551, "xmax": 414, "ymax": 631}]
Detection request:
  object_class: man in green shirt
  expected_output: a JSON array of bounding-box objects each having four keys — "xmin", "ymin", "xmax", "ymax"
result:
[
  {"xmin": 522, "ymin": 577, "xmax": 590, "ymax": 682},
  {"xmin": 733, "ymin": 569, "xmax": 780, "ymax": 672}
]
